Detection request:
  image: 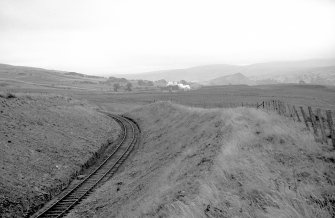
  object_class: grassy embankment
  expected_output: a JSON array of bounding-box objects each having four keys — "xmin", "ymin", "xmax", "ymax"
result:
[
  {"xmin": 0, "ymin": 93, "xmax": 121, "ymax": 217},
  {"xmin": 69, "ymin": 102, "xmax": 334, "ymax": 218}
]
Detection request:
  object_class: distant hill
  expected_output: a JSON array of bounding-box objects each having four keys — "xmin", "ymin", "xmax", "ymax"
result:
[
  {"xmin": 205, "ymin": 66, "xmax": 335, "ymax": 86},
  {"xmin": 116, "ymin": 64, "xmax": 242, "ymax": 82},
  {"xmin": 0, "ymin": 63, "xmax": 156, "ymax": 91},
  {"xmin": 0, "ymin": 63, "xmax": 105, "ymax": 84},
  {"xmin": 115, "ymin": 59, "xmax": 335, "ymax": 86},
  {"xmin": 0, "ymin": 63, "xmax": 112, "ymax": 90},
  {"xmin": 206, "ymin": 73, "xmax": 256, "ymax": 86},
  {"xmin": 262, "ymin": 66, "xmax": 335, "ymax": 85}
]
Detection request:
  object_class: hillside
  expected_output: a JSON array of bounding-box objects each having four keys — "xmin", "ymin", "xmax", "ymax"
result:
[
  {"xmin": 207, "ymin": 73, "xmax": 256, "ymax": 86},
  {"xmin": 264, "ymin": 66, "xmax": 335, "ymax": 85},
  {"xmin": 0, "ymin": 63, "xmax": 161, "ymax": 92},
  {"xmin": 206, "ymin": 68, "xmax": 335, "ymax": 86},
  {"xmin": 0, "ymin": 93, "xmax": 121, "ymax": 217},
  {"xmin": 0, "ymin": 63, "xmax": 101, "ymax": 83},
  {"xmin": 116, "ymin": 64, "xmax": 242, "ymax": 81},
  {"xmin": 116, "ymin": 59, "xmax": 335, "ymax": 85},
  {"xmin": 68, "ymin": 102, "xmax": 334, "ymax": 218},
  {"xmin": 0, "ymin": 63, "xmax": 108, "ymax": 91}
]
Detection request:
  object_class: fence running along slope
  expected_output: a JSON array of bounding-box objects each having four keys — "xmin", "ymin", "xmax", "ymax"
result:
[
  {"xmin": 254, "ymin": 100, "xmax": 335, "ymax": 148},
  {"xmin": 148, "ymin": 98, "xmax": 334, "ymax": 148},
  {"xmin": 31, "ymin": 114, "xmax": 140, "ymax": 218}
]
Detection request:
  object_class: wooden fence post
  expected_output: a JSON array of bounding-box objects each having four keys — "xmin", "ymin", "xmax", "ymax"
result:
[
  {"xmin": 283, "ymin": 102, "xmax": 287, "ymax": 116},
  {"xmin": 288, "ymin": 104, "xmax": 295, "ymax": 121},
  {"xmin": 286, "ymin": 104, "xmax": 290, "ymax": 118},
  {"xmin": 277, "ymin": 101, "xmax": 281, "ymax": 115},
  {"xmin": 293, "ymin": 106, "xmax": 301, "ymax": 122},
  {"xmin": 290, "ymin": 105, "xmax": 295, "ymax": 120},
  {"xmin": 326, "ymin": 110, "xmax": 335, "ymax": 148},
  {"xmin": 273, "ymin": 100, "xmax": 276, "ymax": 111},
  {"xmin": 308, "ymin": 106, "xmax": 318, "ymax": 137},
  {"xmin": 277, "ymin": 101, "xmax": 280, "ymax": 113},
  {"xmin": 300, "ymin": 106, "xmax": 310, "ymax": 130},
  {"xmin": 284, "ymin": 102, "xmax": 288, "ymax": 116},
  {"xmin": 317, "ymin": 109, "xmax": 327, "ymax": 144}
]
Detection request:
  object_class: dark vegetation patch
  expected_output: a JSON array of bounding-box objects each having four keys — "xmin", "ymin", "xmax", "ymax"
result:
[{"xmin": 0, "ymin": 92, "xmax": 16, "ymax": 99}]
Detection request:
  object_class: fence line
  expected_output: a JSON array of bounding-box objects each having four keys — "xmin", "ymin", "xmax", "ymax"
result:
[
  {"xmin": 255, "ymin": 100, "xmax": 335, "ymax": 148},
  {"xmin": 149, "ymin": 98, "xmax": 334, "ymax": 148}
]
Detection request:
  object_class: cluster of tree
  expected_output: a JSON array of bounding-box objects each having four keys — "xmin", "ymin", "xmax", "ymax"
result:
[
  {"xmin": 153, "ymin": 79, "xmax": 168, "ymax": 87},
  {"xmin": 108, "ymin": 77, "xmax": 128, "ymax": 83},
  {"xmin": 137, "ymin": 79, "xmax": 154, "ymax": 86},
  {"xmin": 113, "ymin": 82, "xmax": 132, "ymax": 92},
  {"xmin": 100, "ymin": 77, "xmax": 129, "ymax": 85}
]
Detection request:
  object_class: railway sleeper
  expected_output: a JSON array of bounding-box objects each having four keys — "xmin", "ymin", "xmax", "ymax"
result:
[
  {"xmin": 54, "ymin": 202, "xmax": 73, "ymax": 206},
  {"xmin": 60, "ymin": 199, "xmax": 77, "ymax": 202}
]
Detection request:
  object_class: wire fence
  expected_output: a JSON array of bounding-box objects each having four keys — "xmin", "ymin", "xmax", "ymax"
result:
[{"xmin": 255, "ymin": 100, "xmax": 335, "ymax": 148}]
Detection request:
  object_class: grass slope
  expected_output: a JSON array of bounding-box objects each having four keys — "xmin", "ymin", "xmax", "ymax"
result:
[
  {"xmin": 68, "ymin": 102, "xmax": 334, "ymax": 218},
  {"xmin": 0, "ymin": 94, "xmax": 121, "ymax": 217}
]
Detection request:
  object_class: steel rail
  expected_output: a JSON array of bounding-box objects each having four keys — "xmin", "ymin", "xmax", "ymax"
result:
[{"xmin": 32, "ymin": 114, "xmax": 138, "ymax": 218}]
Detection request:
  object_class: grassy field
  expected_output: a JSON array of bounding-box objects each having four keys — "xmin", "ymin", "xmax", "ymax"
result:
[
  {"xmin": 0, "ymin": 93, "xmax": 121, "ymax": 217},
  {"xmin": 67, "ymin": 102, "xmax": 335, "ymax": 218},
  {"xmin": 2, "ymin": 70, "xmax": 335, "ymax": 112},
  {"xmin": 68, "ymin": 84, "xmax": 335, "ymax": 113},
  {"xmin": 1, "ymin": 63, "xmax": 334, "ymax": 112}
]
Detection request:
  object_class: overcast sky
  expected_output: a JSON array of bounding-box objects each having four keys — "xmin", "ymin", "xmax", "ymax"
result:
[{"xmin": 1, "ymin": 0, "xmax": 335, "ymax": 75}]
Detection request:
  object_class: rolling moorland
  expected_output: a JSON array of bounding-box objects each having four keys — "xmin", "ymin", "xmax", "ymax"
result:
[{"xmin": 0, "ymin": 63, "xmax": 334, "ymax": 217}]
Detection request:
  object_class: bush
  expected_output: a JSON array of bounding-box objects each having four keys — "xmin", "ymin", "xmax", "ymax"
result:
[{"xmin": 0, "ymin": 92, "xmax": 16, "ymax": 99}]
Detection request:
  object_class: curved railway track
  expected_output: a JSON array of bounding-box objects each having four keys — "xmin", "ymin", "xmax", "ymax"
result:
[{"xmin": 32, "ymin": 114, "xmax": 139, "ymax": 218}]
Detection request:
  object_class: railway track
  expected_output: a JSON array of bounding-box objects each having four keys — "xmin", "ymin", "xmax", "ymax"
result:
[{"xmin": 31, "ymin": 114, "xmax": 139, "ymax": 218}]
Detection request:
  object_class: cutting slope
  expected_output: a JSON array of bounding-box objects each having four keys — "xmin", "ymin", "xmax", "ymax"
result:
[
  {"xmin": 0, "ymin": 94, "xmax": 121, "ymax": 217},
  {"xmin": 68, "ymin": 102, "xmax": 334, "ymax": 218}
]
